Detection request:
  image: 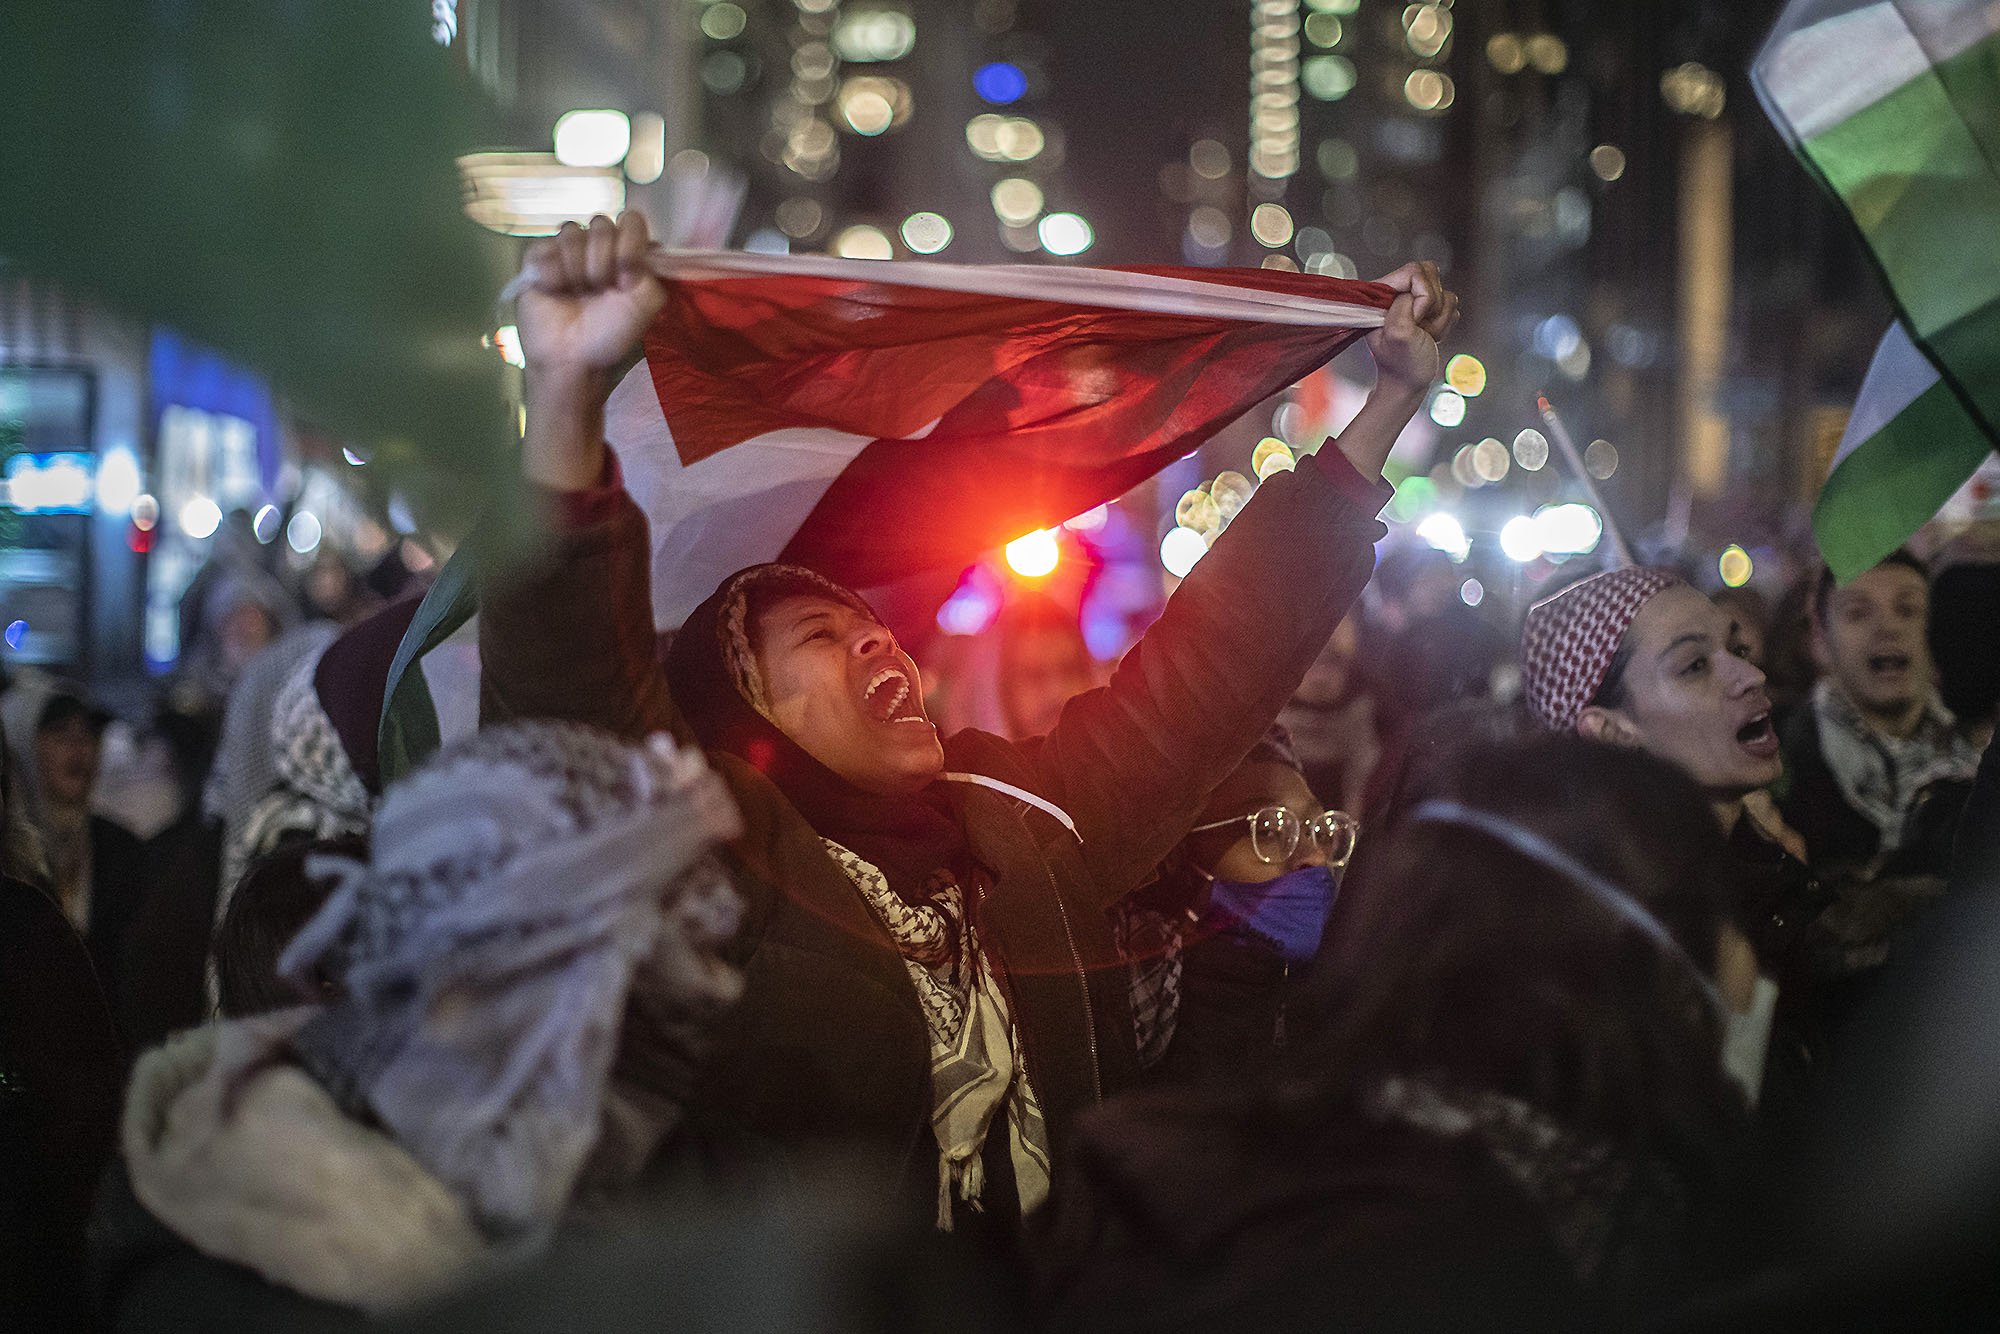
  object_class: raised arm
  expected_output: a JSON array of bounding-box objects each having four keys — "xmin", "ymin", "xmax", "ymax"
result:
[
  {"xmin": 478, "ymin": 214, "xmax": 680, "ymax": 740},
  {"xmin": 1029, "ymin": 263, "xmax": 1457, "ymax": 901}
]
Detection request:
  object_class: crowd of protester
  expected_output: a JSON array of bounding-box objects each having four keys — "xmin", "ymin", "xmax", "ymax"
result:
[{"xmin": 3, "ymin": 213, "xmax": 1997, "ymax": 1330}]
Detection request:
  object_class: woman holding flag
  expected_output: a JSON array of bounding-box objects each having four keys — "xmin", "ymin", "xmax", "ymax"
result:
[{"xmin": 477, "ymin": 211, "xmax": 1457, "ymax": 1236}]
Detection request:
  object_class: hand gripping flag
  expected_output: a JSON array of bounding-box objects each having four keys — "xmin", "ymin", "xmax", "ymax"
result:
[
  {"xmin": 1753, "ymin": 0, "xmax": 2000, "ymax": 581},
  {"xmin": 607, "ymin": 252, "xmax": 1392, "ymax": 628}
]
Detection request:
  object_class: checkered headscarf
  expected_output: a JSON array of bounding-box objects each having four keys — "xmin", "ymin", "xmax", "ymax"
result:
[{"xmin": 1520, "ymin": 567, "xmax": 1685, "ymax": 733}]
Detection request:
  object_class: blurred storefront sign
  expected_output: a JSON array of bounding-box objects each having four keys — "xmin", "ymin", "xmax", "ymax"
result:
[{"xmin": 0, "ymin": 365, "xmax": 96, "ymax": 667}]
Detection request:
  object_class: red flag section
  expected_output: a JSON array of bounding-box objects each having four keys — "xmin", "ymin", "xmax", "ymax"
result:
[{"xmin": 608, "ymin": 252, "xmax": 1392, "ymax": 628}]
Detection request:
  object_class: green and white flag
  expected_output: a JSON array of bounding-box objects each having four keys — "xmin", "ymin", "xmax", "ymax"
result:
[
  {"xmin": 1753, "ymin": 0, "xmax": 2000, "ymax": 579},
  {"xmin": 1818, "ymin": 322, "xmax": 1993, "ymax": 580}
]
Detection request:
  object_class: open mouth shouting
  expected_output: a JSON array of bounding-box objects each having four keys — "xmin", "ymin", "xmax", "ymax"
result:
[
  {"xmin": 862, "ymin": 664, "xmax": 928, "ymax": 725},
  {"xmin": 1866, "ymin": 651, "xmax": 1913, "ymax": 682},
  {"xmin": 1735, "ymin": 708, "xmax": 1779, "ymax": 759}
]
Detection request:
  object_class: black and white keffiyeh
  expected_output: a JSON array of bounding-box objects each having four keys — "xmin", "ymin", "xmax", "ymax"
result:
[
  {"xmin": 820, "ymin": 838, "xmax": 1052, "ymax": 1229},
  {"xmin": 1364, "ymin": 1074, "xmax": 1689, "ymax": 1289},
  {"xmin": 208, "ymin": 646, "xmax": 375, "ymax": 1009},
  {"xmin": 1812, "ymin": 679, "xmax": 1980, "ymax": 857},
  {"xmin": 277, "ymin": 721, "xmax": 745, "ymax": 1235}
]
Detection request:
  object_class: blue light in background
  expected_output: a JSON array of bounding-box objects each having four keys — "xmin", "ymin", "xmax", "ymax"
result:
[
  {"xmin": 2, "ymin": 452, "xmax": 95, "ymax": 514},
  {"xmin": 936, "ymin": 564, "xmax": 1004, "ymax": 636},
  {"xmin": 974, "ymin": 62, "xmax": 1028, "ymax": 106},
  {"xmin": 4, "ymin": 621, "xmax": 27, "ymax": 652}
]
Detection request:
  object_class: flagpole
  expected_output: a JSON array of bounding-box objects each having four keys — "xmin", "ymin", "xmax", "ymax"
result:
[{"xmin": 1537, "ymin": 392, "xmax": 1635, "ymax": 567}]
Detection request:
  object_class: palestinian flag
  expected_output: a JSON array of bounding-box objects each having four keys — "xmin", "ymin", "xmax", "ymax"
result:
[
  {"xmin": 1817, "ymin": 322, "xmax": 1995, "ymax": 580},
  {"xmin": 608, "ymin": 251, "xmax": 1391, "ymax": 627},
  {"xmin": 1753, "ymin": 0, "xmax": 2000, "ymax": 579},
  {"xmin": 378, "ymin": 254, "xmax": 1391, "ymax": 780}
]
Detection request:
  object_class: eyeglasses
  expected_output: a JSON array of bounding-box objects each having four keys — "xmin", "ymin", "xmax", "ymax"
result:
[{"xmin": 1189, "ymin": 805, "xmax": 1360, "ymax": 869}]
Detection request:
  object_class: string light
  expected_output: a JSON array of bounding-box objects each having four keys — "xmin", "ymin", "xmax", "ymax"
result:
[
  {"xmin": 1445, "ymin": 354, "xmax": 1487, "ymax": 397},
  {"xmin": 1513, "ymin": 428, "xmax": 1550, "ymax": 471},
  {"xmin": 1417, "ymin": 512, "xmax": 1470, "ymax": 562},
  {"xmin": 832, "ymin": 224, "xmax": 893, "ymax": 259},
  {"xmin": 1038, "ymin": 212, "xmax": 1093, "ymax": 256},
  {"xmin": 900, "ymin": 211, "xmax": 953, "ymax": 253},
  {"xmin": 1585, "ymin": 439, "xmax": 1620, "ymax": 479},
  {"xmin": 1535, "ymin": 503, "xmax": 1604, "ymax": 555},
  {"xmin": 1720, "ymin": 544, "xmax": 1754, "ymax": 588},
  {"xmin": 553, "ymin": 110, "xmax": 631, "ymax": 168},
  {"xmin": 1499, "ymin": 515, "xmax": 1544, "ymax": 563},
  {"xmin": 1250, "ymin": 1, "xmax": 1303, "ymax": 188},
  {"xmin": 1161, "ymin": 526, "xmax": 1208, "ymax": 577}
]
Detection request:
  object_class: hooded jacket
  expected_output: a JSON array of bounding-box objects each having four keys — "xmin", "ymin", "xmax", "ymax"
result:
[
  {"xmin": 477, "ymin": 447, "xmax": 1387, "ymax": 1214},
  {"xmin": 95, "ymin": 1017, "xmax": 488, "ymax": 1328}
]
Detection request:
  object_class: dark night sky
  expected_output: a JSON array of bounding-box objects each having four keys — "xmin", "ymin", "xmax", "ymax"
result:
[{"xmin": 1035, "ymin": 0, "xmax": 1248, "ymax": 264}]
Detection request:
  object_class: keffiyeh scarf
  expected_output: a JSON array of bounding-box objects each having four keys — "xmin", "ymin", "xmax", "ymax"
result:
[
  {"xmin": 1812, "ymin": 679, "xmax": 1980, "ymax": 855},
  {"xmin": 1364, "ymin": 1074, "xmax": 1688, "ymax": 1290},
  {"xmin": 203, "ymin": 623, "xmax": 342, "ymax": 853},
  {"xmin": 208, "ymin": 647, "xmax": 375, "ymax": 1010},
  {"xmin": 1115, "ymin": 904, "xmax": 1186, "ymax": 1071},
  {"xmin": 218, "ymin": 648, "xmax": 374, "ymax": 917},
  {"xmin": 280, "ymin": 721, "xmax": 744, "ymax": 1235},
  {"xmin": 821, "ymin": 839, "xmax": 1051, "ymax": 1229}
]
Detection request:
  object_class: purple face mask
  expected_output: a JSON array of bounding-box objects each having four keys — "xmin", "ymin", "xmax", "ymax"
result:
[{"xmin": 1203, "ymin": 864, "xmax": 1341, "ymax": 964}]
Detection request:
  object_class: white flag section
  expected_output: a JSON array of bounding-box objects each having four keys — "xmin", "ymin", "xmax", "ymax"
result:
[
  {"xmin": 1755, "ymin": 0, "xmax": 1998, "ymax": 143},
  {"xmin": 643, "ymin": 250, "xmax": 1397, "ymax": 328},
  {"xmin": 608, "ymin": 376, "xmax": 876, "ymax": 630}
]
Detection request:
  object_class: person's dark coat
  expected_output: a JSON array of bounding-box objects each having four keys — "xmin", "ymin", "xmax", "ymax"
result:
[
  {"xmin": 1034, "ymin": 1085, "xmax": 1594, "ymax": 1333},
  {"xmin": 1, "ymin": 874, "xmax": 123, "ymax": 1331},
  {"xmin": 477, "ymin": 448, "xmax": 1387, "ymax": 1216},
  {"xmin": 1153, "ymin": 926, "xmax": 1290, "ymax": 1085},
  {"xmin": 1950, "ymin": 723, "xmax": 2000, "ymax": 894},
  {"xmin": 116, "ymin": 815, "xmax": 224, "ymax": 1052},
  {"xmin": 1722, "ymin": 816, "xmax": 1830, "ymax": 1002},
  {"xmin": 73, "ymin": 815, "xmax": 150, "ymax": 1021}
]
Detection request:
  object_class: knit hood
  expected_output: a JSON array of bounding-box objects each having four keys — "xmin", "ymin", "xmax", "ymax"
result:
[
  {"xmin": 121, "ymin": 1016, "xmax": 488, "ymax": 1313},
  {"xmin": 664, "ymin": 562, "xmax": 879, "ymax": 758}
]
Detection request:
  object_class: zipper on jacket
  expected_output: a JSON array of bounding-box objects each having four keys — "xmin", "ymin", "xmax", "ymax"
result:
[{"xmin": 1029, "ymin": 811, "xmax": 1104, "ymax": 1104}]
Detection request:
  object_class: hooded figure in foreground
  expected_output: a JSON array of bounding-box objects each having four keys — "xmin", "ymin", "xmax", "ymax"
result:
[{"xmin": 97, "ymin": 721, "xmax": 745, "ymax": 1324}]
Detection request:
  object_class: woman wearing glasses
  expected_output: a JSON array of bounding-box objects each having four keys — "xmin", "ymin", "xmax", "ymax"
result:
[
  {"xmin": 1119, "ymin": 731, "xmax": 1359, "ymax": 1086},
  {"xmin": 1043, "ymin": 735, "xmax": 1756, "ymax": 1330}
]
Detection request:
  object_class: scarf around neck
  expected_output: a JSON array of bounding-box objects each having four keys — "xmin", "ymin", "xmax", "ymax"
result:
[
  {"xmin": 1812, "ymin": 678, "xmax": 1980, "ymax": 853},
  {"xmin": 821, "ymin": 839, "xmax": 1051, "ymax": 1228},
  {"xmin": 665, "ymin": 563, "xmax": 964, "ymax": 901},
  {"xmin": 1364, "ymin": 1074, "xmax": 1688, "ymax": 1290}
]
